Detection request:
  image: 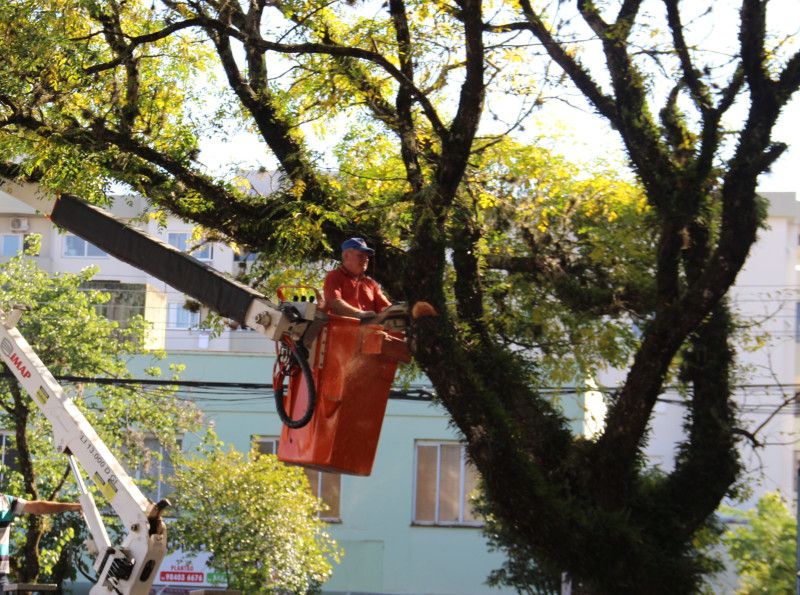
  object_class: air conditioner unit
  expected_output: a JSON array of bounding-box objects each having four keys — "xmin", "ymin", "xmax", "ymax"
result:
[{"xmin": 10, "ymin": 217, "xmax": 29, "ymax": 232}]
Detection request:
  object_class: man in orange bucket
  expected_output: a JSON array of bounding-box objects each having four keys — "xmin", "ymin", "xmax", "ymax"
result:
[{"xmin": 323, "ymin": 237, "xmax": 392, "ymax": 320}]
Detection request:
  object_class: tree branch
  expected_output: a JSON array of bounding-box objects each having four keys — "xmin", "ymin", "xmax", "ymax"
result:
[
  {"xmin": 740, "ymin": 0, "xmax": 775, "ymax": 108},
  {"xmin": 777, "ymin": 49, "xmax": 800, "ymax": 103},
  {"xmin": 484, "ymin": 254, "xmax": 655, "ymax": 316},
  {"xmin": 205, "ymin": 15, "xmax": 326, "ymax": 202},
  {"xmin": 615, "ymin": 0, "xmax": 643, "ymax": 39},
  {"xmin": 83, "ymin": 19, "xmax": 203, "ymax": 75},
  {"xmin": 389, "ymin": 0, "xmax": 424, "ymax": 192},
  {"xmin": 451, "ymin": 193, "xmax": 487, "ymax": 328},
  {"xmin": 656, "ymin": 303, "xmax": 740, "ymax": 545},
  {"xmin": 106, "ymin": 5, "xmax": 141, "ymax": 136},
  {"xmin": 436, "ymin": 0, "xmax": 484, "ymax": 203},
  {"xmin": 576, "ymin": 0, "xmax": 610, "ymax": 38},
  {"xmin": 516, "ymin": 0, "xmax": 616, "ymax": 121},
  {"xmin": 249, "ymin": 35, "xmax": 447, "ymax": 137},
  {"xmin": 663, "ymin": 0, "xmax": 711, "ymax": 112}
]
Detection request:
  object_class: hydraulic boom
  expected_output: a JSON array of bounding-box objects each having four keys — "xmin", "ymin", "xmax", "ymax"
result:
[{"xmin": 2, "ymin": 181, "xmax": 321, "ymax": 345}]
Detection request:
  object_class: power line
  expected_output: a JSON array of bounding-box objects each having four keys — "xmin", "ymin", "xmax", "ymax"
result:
[
  {"xmin": 0, "ymin": 371, "xmax": 435, "ymax": 401},
  {"xmin": 7, "ymin": 371, "xmax": 800, "ymax": 394}
]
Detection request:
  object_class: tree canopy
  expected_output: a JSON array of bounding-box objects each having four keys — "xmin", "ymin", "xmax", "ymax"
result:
[
  {"xmin": 169, "ymin": 431, "xmax": 341, "ymax": 594},
  {"xmin": 2, "ymin": 1, "xmax": 800, "ymax": 592},
  {"xmin": 721, "ymin": 491, "xmax": 797, "ymax": 595}
]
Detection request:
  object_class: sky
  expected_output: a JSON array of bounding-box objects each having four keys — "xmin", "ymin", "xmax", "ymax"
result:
[
  {"xmin": 557, "ymin": 92, "xmax": 797, "ymax": 194},
  {"xmin": 200, "ymin": 95, "xmax": 800, "ymax": 197}
]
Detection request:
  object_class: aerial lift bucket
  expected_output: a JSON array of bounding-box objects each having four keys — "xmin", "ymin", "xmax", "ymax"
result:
[{"xmin": 276, "ymin": 311, "xmax": 410, "ymax": 476}]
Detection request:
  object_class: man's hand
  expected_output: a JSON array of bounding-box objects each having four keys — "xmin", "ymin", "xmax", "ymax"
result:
[{"xmin": 357, "ymin": 310, "xmax": 377, "ymax": 321}]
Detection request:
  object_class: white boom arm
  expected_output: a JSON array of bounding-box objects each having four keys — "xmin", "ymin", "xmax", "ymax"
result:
[
  {"xmin": 0, "ymin": 180, "xmax": 330, "ymax": 591},
  {"xmin": 0, "ymin": 308, "xmax": 167, "ymax": 595}
]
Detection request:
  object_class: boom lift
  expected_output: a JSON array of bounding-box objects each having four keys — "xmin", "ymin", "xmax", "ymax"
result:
[
  {"xmin": 1, "ymin": 307, "xmax": 168, "ymax": 595},
  {"xmin": 0, "ymin": 180, "xmax": 422, "ymax": 587}
]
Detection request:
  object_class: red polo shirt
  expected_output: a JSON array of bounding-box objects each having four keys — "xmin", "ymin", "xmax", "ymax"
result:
[{"xmin": 323, "ymin": 267, "xmax": 391, "ymax": 313}]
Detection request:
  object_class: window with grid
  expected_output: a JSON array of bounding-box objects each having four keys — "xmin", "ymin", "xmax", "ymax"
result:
[
  {"xmin": 167, "ymin": 303, "xmax": 200, "ymax": 329},
  {"xmin": 414, "ymin": 441, "xmax": 481, "ymax": 526},
  {"xmin": 0, "ymin": 432, "xmax": 19, "ymax": 484},
  {"xmin": 252, "ymin": 436, "xmax": 341, "ymax": 521},
  {"xmin": 63, "ymin": 234, "xmax": 107, "ymax": 257},
  {"xmin": 167, "ymin": 232, "xmax": 213, "ymax": 261},
  {"xmin": 135, "ymin": 436, "xmax": 182, "ymax": 503}
]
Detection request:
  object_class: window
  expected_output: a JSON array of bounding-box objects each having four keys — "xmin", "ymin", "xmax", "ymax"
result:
[
  {"xmin": 135, "ymin": 436, "xmax": 182, "ymax": 502},
  {"xmin": 414, "ymin": 441, "xmax": 481, "ymax": 526},
  {"xmin": 63, "ymin": 234, "xmax": 107, "ymax": 257},
  {"xmin": 233, "ymin": 250, "xmax": 257, "ymax": 263},
  {"xmin": 253, "ymin": 436, "xmax": 279, "ymax": 456},
  {"xmin": 167, "ymin": 303, "xmax": 200, "ymax": 329},
  {"xmin": 306, "ymin": 469, "xmax": 341, "ymax": 521},
  {"xmin": 168, "ymin": 232, "xmax": 213, "ymax": 261},
  {"xmin": 3, "ymin": 234, "xmax": 41, "ymax": 257},
  {"xmin": 82, "ymin": 280, "xmax": 146, "ymax": 325},
  {"xmin": 1, "ymin": 234, "xmax": 21, "ymax": 256},
  {"xmin": 0, "ymin": 432, "xmax": 19, "ymax": 483},
  {"xmin": 252, "ymin": 436, "xmax": 341, "ymax": 521}
]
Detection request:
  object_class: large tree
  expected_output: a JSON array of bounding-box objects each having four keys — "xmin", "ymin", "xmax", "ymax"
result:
[{"xmin": 1, "ymin": 1, "xmax": 799, "ymax": 592}]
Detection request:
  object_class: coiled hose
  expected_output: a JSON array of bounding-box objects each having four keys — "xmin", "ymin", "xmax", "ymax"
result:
[{"xmin": 273, "ymin": 335, "xmax": 317, "ymax": 429}]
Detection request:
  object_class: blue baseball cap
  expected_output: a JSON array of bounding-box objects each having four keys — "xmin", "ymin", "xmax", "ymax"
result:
[{"xmin": 341, "ymin": 237, "xmax": 375, "ymax": 254}]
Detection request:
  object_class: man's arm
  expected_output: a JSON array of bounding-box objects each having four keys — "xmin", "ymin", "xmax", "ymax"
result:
[
  {"xmin": 328, "ymin": 297, "xmax": 374, "ymax": 318},
  {"xmin": 21, "ymin": 500, "xmax": 82, "ymax": 515},
  {"xmin": 374, "ymin": 285, "xmax": 392, "ymax": 313}
]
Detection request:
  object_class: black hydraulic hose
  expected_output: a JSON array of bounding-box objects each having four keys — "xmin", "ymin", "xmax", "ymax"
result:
[{"xmin": 273, "ymin": 337, "xmax": 317, "ymax": 429}]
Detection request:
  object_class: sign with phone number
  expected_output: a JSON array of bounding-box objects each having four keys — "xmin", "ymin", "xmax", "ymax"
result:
[{"xmin": 154, "ymin": 551, "xmax": 226, "ymax": 588}]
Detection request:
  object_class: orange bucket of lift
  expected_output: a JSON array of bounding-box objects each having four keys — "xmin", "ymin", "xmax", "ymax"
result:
[{"xmin": 276, "ymin": 303, "xmax": 410, "ymax": 475}]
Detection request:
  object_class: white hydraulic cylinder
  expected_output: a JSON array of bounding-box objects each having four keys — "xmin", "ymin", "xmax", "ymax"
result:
[{"xmin": 68, "ymin": 454, "xmax": 112, "ymax": 555}]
